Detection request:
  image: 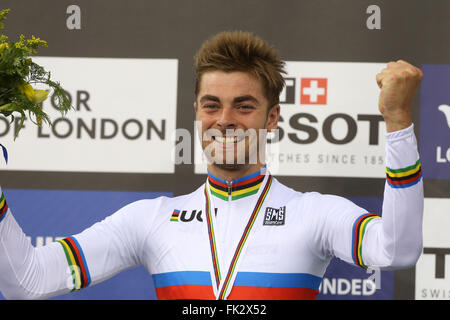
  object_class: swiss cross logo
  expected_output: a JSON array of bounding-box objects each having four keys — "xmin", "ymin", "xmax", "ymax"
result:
[{"xmin": 300, "ymin": 78, "xmax": 327, "ymax": 105}]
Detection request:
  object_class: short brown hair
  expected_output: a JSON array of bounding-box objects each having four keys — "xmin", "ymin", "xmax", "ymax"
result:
[{"xmin": 194, "ymin": 31, "xmax": 286, "ymax": 107}]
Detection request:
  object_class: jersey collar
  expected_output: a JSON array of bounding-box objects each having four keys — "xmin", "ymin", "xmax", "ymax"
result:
[{"xmin": 207, "ymin": 165, "xmax": 267, "ymax": 201}]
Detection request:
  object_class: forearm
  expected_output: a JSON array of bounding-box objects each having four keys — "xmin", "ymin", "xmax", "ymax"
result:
[
  {"xmin": 362, "ymin": 124, "xmax": 423, "ymax": 269},
  {"xmin": 0, "ymin": 191, "xmax": 70, "ymax": 299},
  {"xmin": 0, "ymin": 190, "xmax": 152, "ymax": 299}
]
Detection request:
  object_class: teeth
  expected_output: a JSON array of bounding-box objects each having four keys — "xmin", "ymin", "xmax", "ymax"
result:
[{"xmin": 215, "ymin": 136, "xmax": 239, "ymax": 143}]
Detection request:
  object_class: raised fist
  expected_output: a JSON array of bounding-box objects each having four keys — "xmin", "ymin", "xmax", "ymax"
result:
[{"xmin": 376, "ymin": 60, "xmax": 423, "ymax": 132}]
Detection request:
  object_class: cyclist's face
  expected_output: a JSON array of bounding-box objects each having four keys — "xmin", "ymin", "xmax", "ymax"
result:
[{"xmin": 195, "ymin": 70, "xmax": 279, "ymax": 169}]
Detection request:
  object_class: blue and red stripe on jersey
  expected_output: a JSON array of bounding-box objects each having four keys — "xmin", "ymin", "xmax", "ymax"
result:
[{"xmin": 152, "ymin": 270, "xmax": 322, "ymax": 300}]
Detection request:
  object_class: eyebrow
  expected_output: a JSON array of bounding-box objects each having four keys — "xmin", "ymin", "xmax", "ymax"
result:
[
  {"xmin": 233, "ymin": 95, "xmax": 260, "ymax": 105},
  {"xmin": 199, "ymin": 94, "xmax": 260, "ymax": 105},
  {"xmin": 199, "ymin": 95, "xmax": 220, "ymax": 104}
]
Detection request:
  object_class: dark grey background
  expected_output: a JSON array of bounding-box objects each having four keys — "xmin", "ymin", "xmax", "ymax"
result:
[{"xmin": 1, "ymin": 0, "xmax": 450, "ymax": 300}]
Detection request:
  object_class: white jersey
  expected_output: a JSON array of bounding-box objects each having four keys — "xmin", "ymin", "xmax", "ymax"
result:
[{"xmin": 0, "ymin": 125, "xmax": 423, "ymax": 300}]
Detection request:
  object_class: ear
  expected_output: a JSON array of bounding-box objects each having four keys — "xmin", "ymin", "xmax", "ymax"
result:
[
  {"xmin": 266, "ymin": 104, "xmax": 280, "ymax": 132},
  {"xmin": 194, "ymin": 101, "xmax": 198, "ymax": 113}
]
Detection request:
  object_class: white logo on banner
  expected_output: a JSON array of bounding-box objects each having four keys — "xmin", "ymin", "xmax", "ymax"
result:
[
  {"xmin": 438, "ymin": 104, "xmax": 450, "ymax": 129},
  {"xmin": 0, "ymin": 57, "xmax": 178, "ymax": 173},
  {"xmin": 416, "ymin": 198, "xmax": 450, "ymax": 300},
  {"xmin": 320, "ymin": 277, "xmax": 377, "ymax": 296},
  {"xmin": 194, "ymin": 61, "xmax": 387, "ymax": 177}
]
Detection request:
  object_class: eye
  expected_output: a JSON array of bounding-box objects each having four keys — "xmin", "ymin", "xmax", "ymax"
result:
[
  {"xmin": 202, "ymin": 104, "xmax": 219, "ymax": 111},
  {"xmin": 237, "ymin": 105, "xmax": 254, "ymax": 111}
]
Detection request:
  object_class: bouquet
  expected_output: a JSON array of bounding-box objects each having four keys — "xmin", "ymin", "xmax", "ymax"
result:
[{"xmin": 0, "ymin": 8, "xmax": 72, "ymax": 151}]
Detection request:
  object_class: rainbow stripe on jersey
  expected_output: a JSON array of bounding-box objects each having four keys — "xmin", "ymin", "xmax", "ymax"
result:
[
  {"xmin": 386, "ymin": 159, "xmax": 422, "ymax": 188},
  {"xmin": 0, "ymin": 193, "xmax": 8, "ymax": 223},
  {"xmin": 170, "ymin": 209, "xmax": 180, "ymax": 222},
  {"xmin": 207, "ymin": 166, "xmax": 266, "ymax": 201},
  {"xmin": 58, "ymin": 236, "xmax": 91, "ymax": 291},
  {"xmin": 352, "ymin": 213, "xmax": 381, "ymax": 268}
]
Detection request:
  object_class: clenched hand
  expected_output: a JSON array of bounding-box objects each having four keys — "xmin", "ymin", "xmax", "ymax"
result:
[{"xmin": 376, "ymin": 60, "xmax": 423, "ymax": 132}]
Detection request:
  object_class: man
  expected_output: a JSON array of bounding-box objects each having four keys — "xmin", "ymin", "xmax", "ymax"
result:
[{"xmin": 0, "ymin": 31, "xmax": 423, "ymax": 300}]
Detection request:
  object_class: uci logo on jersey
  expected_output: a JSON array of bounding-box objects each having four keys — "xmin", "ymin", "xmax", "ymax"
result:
[
  {"xmin": 170, "ymin": 208, "xmax": 218, "ymax": 223},
  {"xmin": 263, "ymin": 206, "xmax": 286, "ymax": 226}
]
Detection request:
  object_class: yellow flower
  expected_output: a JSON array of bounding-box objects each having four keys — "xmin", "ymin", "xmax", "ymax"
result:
[
  {"xmin": 0, "ymin": 42, "xmax": 8, "ymax": 52},
  {"xmin": 33, "ymin": 90, "xmax": 49, "ymax": 104},
  {"xmin": 18, "ymin": 83, "xmax": 35, "ymax": 100},
  {"xmin": 18, "ymin": 83, "xmax": 49, "ymax": 104}
]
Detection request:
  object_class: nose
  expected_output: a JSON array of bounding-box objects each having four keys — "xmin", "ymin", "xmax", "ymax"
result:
[{"xmin": 216, "ymin": 106, "xmax": 237, "ymax": 130}]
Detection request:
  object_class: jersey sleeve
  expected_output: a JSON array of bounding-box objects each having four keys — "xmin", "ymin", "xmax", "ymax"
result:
[
  {"xmin": 305, "ymin": 124, "xmax": 423, "ymax": 270},
  {"xmin": 362, "ymin": 124, "xmax": 423, "ymax": 269},
  {"xmin": 0, "ymin": 193, "xmax": 157, "ymax": 299}
]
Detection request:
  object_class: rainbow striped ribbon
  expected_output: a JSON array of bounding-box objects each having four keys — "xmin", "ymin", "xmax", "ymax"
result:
[
  {"xmin": 204, "ymin": 186, "xmax": 222, "ymax": 290},
  {"xmin": 204, "ymin": 173, "xmax": 273, "ymax": 300}
]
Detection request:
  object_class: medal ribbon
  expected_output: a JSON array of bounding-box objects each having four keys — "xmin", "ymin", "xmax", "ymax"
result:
[
  {"xmin": 204, "ymin": 173, "xmax": 273, "ymax": 300},
  {"xmin": 204, "ymin": 185, "xmax": 221, "ymax": 289}
]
